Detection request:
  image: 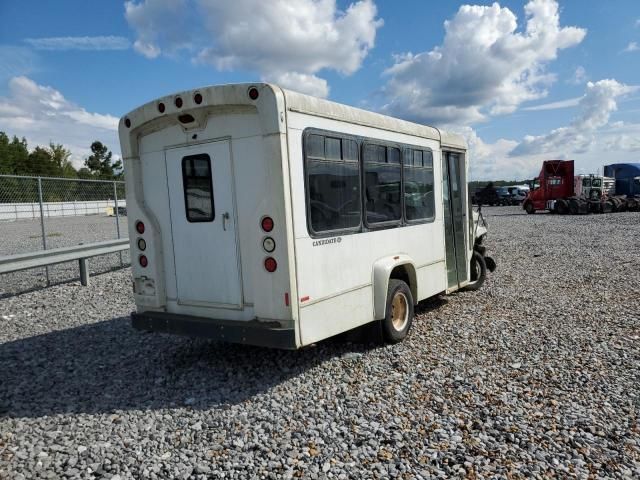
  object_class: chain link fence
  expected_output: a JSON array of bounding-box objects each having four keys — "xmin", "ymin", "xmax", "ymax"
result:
[{"xmin": 0, "ymin": 174, "xmax": 130, "ymax": 293}]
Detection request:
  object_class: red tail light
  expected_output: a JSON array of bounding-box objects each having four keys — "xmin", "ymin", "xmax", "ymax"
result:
[
  {"xmin": 136, "ymin": 221, "xmax": 145, "ymax": 234},
  {"xmin": 139, "ymin": 255, "xmax": 148, "ymax": 268},
  {"xmin": 261, "ymin": 216, "xmax": 274, "ymax": 232},
  {"xmin": 264, "ymin": 257, "xmax": 277, "ymax": 272}
]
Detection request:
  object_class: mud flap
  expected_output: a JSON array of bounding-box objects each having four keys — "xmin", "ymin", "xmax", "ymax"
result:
[{"xmin": 484, "ymin": 256, "xmax": 497, "ymax": 272}]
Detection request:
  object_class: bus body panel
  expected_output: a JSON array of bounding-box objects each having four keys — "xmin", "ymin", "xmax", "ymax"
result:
[
  {"xmin": 285, "ymin": 110, "xmax": 452, "ymax": 345},
  {"xmin": 120, "ymin": 83, "xmax": 470, "ymax": 349},
  {"xmin": 126, "ymin": 87, "xmax": 296, "ymax": 332}
]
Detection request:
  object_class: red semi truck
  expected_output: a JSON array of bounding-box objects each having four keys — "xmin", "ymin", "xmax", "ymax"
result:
[{"xmin": 523, "ymin": 160, "xmax": 639, "ymax": 214}]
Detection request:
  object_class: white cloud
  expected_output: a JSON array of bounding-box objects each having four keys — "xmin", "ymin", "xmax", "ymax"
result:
[
  {"xmin": 0, "ymin": 46, "xmax": 39, "ymax": 81},
  {"xmin": 511, "ymin": 79, "xmax": 638, "ymax": 156},
  {"xmin": 0, "ymin": 77, "xmax": 119, "ymax": 166},
  {"xmin": 382, "ymin": 0, "xmax": 586, "ymax": 125},
  {"xmin": 569, "ymin": 65, "xmax": 587, "ymax": 85},
  {"xmin": 125, "ymin": 0, "xmax": 383, "ymax": 97},
  {"xmin": 125, "ymin": 0, "xmax": 191, "ymax": 59},
  {"xmin": 523, "ymin": 96, "xmax": 582, "ymax": 111},
  {"xmin": 24, "ymin": 36, "xmax": 131, "ymax": 51},
  {"xmin": 623, "ymin": 42, "xmax": 639, "ymax": 53}
]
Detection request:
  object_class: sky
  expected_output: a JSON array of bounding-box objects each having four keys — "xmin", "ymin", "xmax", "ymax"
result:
[{"xmin": 0, "ymin": 0, "xmax": 638, "ymax": 180}]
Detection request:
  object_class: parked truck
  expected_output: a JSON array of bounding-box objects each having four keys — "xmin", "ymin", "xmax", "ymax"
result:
[
  {"xmin": 523, "ymin": 160, "xmax": 639, "ymax": 214},
  {"xmin": 604, "ymin": 163, "xmax": 640, "ymax": 196}
]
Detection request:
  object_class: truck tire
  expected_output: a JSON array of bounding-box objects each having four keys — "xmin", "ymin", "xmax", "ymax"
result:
[
  {"xmin": 382, "ymin": 280, "xmax": 414, "ymax": 344},
  {"xmin": 464, "ymin": 251, "xmax": 487, "ymax": 292},
  {"xmin": 556, "ymin": 199, "xmax": 569, "ymax": 215},
  {"xmin": 569, "ymin": 198, "xmax": 579, "ymax": 215},
  {"xmin": 524, "ymin": 202, "xmax": 535, "ymax": 214}
]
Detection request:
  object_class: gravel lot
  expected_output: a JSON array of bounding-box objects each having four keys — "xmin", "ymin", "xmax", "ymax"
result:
[{"xmin": 1, "ymin": 206, "xmax": 639, "ymax": 479}]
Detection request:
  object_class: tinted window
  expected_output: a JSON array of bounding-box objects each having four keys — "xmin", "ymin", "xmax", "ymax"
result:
[
  {"xmin": 404, "ymin": 149, "xmax": 435, "ymax": 221},
  {"xmin": 305, "ymin": 135, "xmax": 361, "ymax": 233},
  {"xmin": 182, "ymin": 154, "xmax": 214, "ymax": 222},
  {"xmin": 364, "ymin": 144, "xmax": 401, "ymax": 225}
]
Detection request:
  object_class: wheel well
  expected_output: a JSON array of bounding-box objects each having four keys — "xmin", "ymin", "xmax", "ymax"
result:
[{"xmin": 389, "ymin": 265, "xmax": 417, "ymax": 304}]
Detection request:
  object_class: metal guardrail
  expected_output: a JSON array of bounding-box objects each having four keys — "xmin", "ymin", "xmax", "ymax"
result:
[{"xmin": 0, "ymin": 238, "xmax": 129, "ymax": 286}]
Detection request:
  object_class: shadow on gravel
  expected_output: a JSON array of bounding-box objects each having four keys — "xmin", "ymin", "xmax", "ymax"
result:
[
  {"xmin": 0, "ymin": 296, "xmax": 449, "ymax": 419},
  {"xmin": 0, "ymin": 316, "xmax": 371, "ymax": 418}
]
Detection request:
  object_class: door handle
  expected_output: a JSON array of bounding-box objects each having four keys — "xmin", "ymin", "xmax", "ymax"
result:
[{"xmin": 222, "ymin": 212, "xmax": 230, "ymax": 231}]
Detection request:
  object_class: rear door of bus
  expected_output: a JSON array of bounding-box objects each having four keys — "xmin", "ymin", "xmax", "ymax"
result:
[{"xmin": 165, "ymin": 140, "xmax": 242, "ymax": 308}]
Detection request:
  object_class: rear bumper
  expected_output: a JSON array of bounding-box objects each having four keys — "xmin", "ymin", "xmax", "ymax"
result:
[{"xmin": 132, "ymin": 311, "xmax": 297, "ymax": 349}]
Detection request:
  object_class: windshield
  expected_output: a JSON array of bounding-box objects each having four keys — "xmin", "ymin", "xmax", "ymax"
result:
[{"xmin": 591, "ymin": 178, "xmax": 602, "ymax": 187}]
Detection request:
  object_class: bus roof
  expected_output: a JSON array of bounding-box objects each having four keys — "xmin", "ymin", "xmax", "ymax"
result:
[
  {"xmin": 280, "ymin": 88, "xmax": 466, "ymax": 150},
  {"xmin": 119, "ymin": 83, "xmax": 467, "ymax": 152}
]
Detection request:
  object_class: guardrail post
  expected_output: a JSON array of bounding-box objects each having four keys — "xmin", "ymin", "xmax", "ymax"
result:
[
  {"xmin": 37, "ymin": 177, "xmax": 50, "ymax": 285},
  {"xmin": 79, "ymin": 257, "xmax": 89, "ymax": 286}
]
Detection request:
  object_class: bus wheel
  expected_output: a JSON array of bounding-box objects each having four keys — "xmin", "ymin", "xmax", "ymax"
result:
[
  {"xmin": 464, "ymin": 251, "xmax": 486, "ymax": 291},
  {"xmin": 383, "ymin": 279, "xmax": 414, "ymax": 343},
  {"xmin": 524, "ymin": 202, "xmax": 535, "ymax": 214}
]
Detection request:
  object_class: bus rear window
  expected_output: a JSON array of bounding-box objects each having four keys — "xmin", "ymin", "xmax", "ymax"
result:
[{"xmin": 182, "ymin": 154, "xmax": 215, "ymax": 222}]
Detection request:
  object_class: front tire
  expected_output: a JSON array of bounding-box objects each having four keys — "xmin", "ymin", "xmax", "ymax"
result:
[
  {"xmin": 524, "ymin": 202, "xmax": 535, "ymax": 214},
  {"xmin": 382, "ymin": 280, "xmax": 414, "ymax": 344},
  {"xmin": 464, "ymin": 251, "xmax": 487, "ymax": 291}
]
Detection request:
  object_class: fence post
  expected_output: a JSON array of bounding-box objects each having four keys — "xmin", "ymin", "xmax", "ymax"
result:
[
  {"xmin": 114, "ymin": 181, "xmax": 124, "ymax": 266},
  {"xmin": 37, "ymin": 177, "xmax": 50, "ymax": 285}
]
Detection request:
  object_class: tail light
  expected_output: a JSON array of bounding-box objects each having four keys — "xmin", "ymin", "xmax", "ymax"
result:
[
  {"xmin": 139, "ymin": 255, "xmax": 148, "ymax": 268},
  {"xmin": 261, "ymin": 216, "xmax": 274, "ymax": 232},
  {"xmin": 136, "ymin": 221, "xmax": 145, "ymax": 234},
  {"xmin": 264, "ymin": 257, "xmax": 277, "ymax": 272}
]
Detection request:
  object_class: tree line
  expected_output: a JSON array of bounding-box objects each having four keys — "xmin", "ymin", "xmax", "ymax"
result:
[{"xmin": 0, "ymin": 131, "xmax": 123, "ymax": 180}]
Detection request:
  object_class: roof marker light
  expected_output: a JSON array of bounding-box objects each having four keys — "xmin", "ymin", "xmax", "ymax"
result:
[{"xmin": 248, "ymin": 87, "xmax": 259, "ymax": 100}]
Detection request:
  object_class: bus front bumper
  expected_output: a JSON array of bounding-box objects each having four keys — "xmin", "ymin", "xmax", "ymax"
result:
[{"xmin": 131, "ymin": 311, "xmax": 297, "ymax": 349}]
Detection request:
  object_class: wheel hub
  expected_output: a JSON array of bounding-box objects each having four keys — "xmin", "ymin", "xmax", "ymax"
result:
[{"xmin": 391, "ymin": 292, "xmax": 409, "ymax": 331}]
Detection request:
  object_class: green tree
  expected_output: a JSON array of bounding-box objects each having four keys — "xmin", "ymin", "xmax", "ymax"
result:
[
  {"xmin": 26, "ymin": 146, "xmax": 58, "ymax": 176},
  {"xmin": 0, "ymin": 133, "xmax": 29, "ymax": 175},
  {"xmin": 84, "ymin": 141, "xmax": 122, "ymax": 179},
  {"xmin": 49, "ymin": 143, "xmax": 76, "ymax": 178}
]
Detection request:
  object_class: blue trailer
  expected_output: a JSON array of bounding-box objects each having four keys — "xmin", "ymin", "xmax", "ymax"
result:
[{"xmin": 604, "ymin": 163, "xmax": 640, "ymax": 196}]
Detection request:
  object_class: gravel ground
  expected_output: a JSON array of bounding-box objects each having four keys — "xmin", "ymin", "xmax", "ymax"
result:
[
  {"xmin": 0, "ymin": 215, "xmax": 129, "ymax": 296},
  {"xmin": 1, "ymin": 206, "xmax": 639, "ymax": 479}
]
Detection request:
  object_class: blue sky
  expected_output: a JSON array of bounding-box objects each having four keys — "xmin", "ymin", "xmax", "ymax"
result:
[{"xmin": 0, "ymin": 0, "xmax": 638, "ymax": 179}]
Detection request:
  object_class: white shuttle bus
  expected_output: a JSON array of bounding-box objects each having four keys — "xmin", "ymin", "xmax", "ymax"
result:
[{"xmin": 119, "ymin": 83, "xmax": 493, "ymax": 349}]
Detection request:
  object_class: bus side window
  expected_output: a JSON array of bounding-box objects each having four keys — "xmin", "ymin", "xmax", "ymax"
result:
[
  {"xmin": 404, "ymin": 149, "xmax": 435, "ymax": 222},
  {"xmin": 305, "ymin": 134, "xmax": 361, "ymax": 235},
  {"xmin": 363, "ymin": 144, "xmax": 402, "ymax": 226}
]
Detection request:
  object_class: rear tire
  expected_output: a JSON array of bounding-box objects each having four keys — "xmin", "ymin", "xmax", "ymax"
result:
[
  {"xmin": 556, "ymin": 199, "xmax": 569, "ymax": 215},
  {"xmin": 524, "ymin": 202, "xmax": 535, "ymax": 214},
  {"xmin": 382, "ymin": 280, "xmax": 414, "ymax": 344},
  {"xmin": 464, "ymin": 251, "xmax": 487, "ymax": 291}
]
